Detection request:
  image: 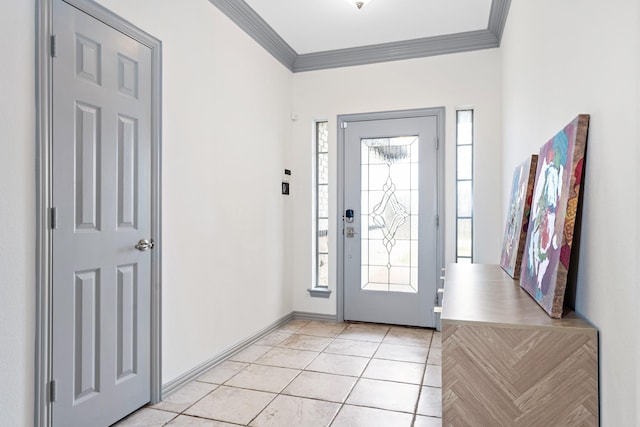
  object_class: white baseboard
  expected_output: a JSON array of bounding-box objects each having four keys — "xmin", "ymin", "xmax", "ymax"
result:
[
  {"xmin": 161, "ymin": 312, "xmax": 294, "ymax": 397},
  {"xmin": 161, "ymin": 311, "xmax": 338, "ymax": 397}
]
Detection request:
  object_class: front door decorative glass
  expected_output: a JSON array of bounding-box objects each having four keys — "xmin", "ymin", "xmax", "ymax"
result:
[{"xmin": 361, "ymin": 137, "xmax": 419, "ymax": 293}]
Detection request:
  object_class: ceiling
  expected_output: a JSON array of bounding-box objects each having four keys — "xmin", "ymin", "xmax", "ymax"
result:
[
  {"xmin": 243, "ymin": 0, "xmax": 493, "ymax": 54},
  {"xmin": 209, "ymin": 0, "xmax": 511, "ymax": 72}
]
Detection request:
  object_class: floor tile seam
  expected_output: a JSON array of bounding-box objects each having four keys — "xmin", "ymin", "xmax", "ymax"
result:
[
  {"xmin": 335, "ymin": 333, "xmax": 385, "ymax": 420},
  {"xmin": 164, "ymin": 411, "xmax": 244, "ymax": 426},
  {"xmin": 338, "ymin": 323, "xmax": 391, "ymax": 342},
  {"xmin": 359, "ymin": 374, "xmax": 424, "ymax": 386},
  {"xmin": 383, "ymin": 336, "xmax": 431, "ymax": 347},
  {"xmin": 322, "ymin": 349, "xmax": 376, "ymax": 358},
  {"xmin": 264, "ymin": 328, "xmax": 352, "ymax": 398},
  {"xmin": 279, "ymin": 388, "xmax": 352, "ymax": 404},
  {"xmin": 338, "ymin": 401, "xmax": 418, "ymax": 416},
  {"xmin": 180, "ymin": 385, "xmax": 276, "ymax": 426},
  {"xmin": 358, "ymin": 375, "xmax": 425, "ymax": 386},
  {"xmin": 242, "ymin": 370, "xmax": 344, "ymax": 426},
  {"xmin": 371, "ymin": 355, "xmax": 429, "ymax": 364},
  {"xmin": 151, "ymin": 408, "xmax": 179, "ymax": 426},
  {"xmin": 276, "ymin": 321, "xmax": 310, "ymax": 334},
  {"xmin": 379, "ymin": 341, "xmax": 431, "ymax": 348},
  {"xmin": 327, "ymin": 403, "xmax": 345, "ymax": 427},
  {"xmin": 162, "ymin": 320, "xmax": 308, "ymax": 426},
  {"xmin": 154, "ymin": 382, "xmax": 221, "ymax": 420},
  {"xmin": 182, "ymin": 363, "xmax": 276, "ymax": 422},
  {"xmin": 265, "ymin": 343, "xmax": 322, "ymax": 354},
  {"xmin": 286, "ymin": 331, "xmax": 342, "ymax": 339},
  {"xmin": 242, "ymin": 387, "xmax": 281, "ymax": 427},
  {"xmin": 287, "ymin": 327, "xmax": 356, "ymax": 371},
  {"xmin": 195, "ymin": 360, "xmax": 253, "ymax": 386},
  {"xmin": 242, "ymin": 328, "xmax": 345, "ymax": 427},
  {"xmin": 250, "ymin": 344, "xmax": 322, "ymax": 369},
  {"xmin": 275, "ymin": 344, "xmax": 332, "ymax": 352},
  {"xmin": 158, "ymin": 322, "xmax": 434, "ymax": 426},
  {"xmin": 232, "ymin": 362, "xmax": 302, "ymax": 374},
  {"xmin": 250, "ymin": 360, "xmax": 316, "ymax": 370},
  {"xmin": 411, "ymin": 333, "xmax": 434, "ymax": 426},
  {"xmin": 334, "ymin": 336, "xmax": 385, "ymax": 343},
  {"xmin": 210, "ymin": 382, "xmax": 282, "ymax": 395},
  {"xmin": 221, "ymin": 358, "xmax": 308, "ymax": 394},
  {"xmin": 302, "ymin": 368, "xmax": 363, "ymax": 378},
  {"xmin": 326, "ymin": 338, "xmax": 372, "ymax": 427}
]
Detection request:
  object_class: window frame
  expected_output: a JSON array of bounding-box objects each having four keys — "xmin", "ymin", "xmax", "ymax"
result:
[
  {"xmin": 455, "ymin": 109, "xmax": 474, "ymax": 263},
  {"xmin": 309, "ymin": 120, "xmax": 331, "ymax": 297}
]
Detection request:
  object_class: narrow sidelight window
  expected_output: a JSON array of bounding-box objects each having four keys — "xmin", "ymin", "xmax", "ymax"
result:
[
  {"xmin": 456, "ymin": 110, "xmax": 473, "ymax": 263},
  {"xmin": 315, "ymin": 121, "xmax": 329, "ymax": 287}
]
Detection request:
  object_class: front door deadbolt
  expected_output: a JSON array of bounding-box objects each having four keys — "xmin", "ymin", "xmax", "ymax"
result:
[{"xmin": 345, "ymin": 209, "xmax": 354, "ymax": 223}]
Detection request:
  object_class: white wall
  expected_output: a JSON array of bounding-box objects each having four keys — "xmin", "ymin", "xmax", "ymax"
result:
[
  {"xmin": 94, "ymin": 0, "xmax": 294, "ymax": 383},
  {"xmin": 0, "ymin": 2, "xmax": 36, "ymax": 425},
  {"xmin": 501, "ymin": 1, "xmax": 640, "ymax": 425},
  {"xmin": 291, "ymin": 50, "xmax": 503, "ymax": 315}
]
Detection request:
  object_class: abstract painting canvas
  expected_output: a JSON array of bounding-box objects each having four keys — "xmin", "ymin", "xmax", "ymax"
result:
[
  {"xmin": 500, "ymin": 154, "xmax": 538, "ymax": 279},
  {"xmin": 520, "ymin": 115, "xmax": 589, "ymax": 318}
]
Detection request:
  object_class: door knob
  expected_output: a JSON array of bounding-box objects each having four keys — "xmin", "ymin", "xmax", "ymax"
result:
[{"xmin": 135, "ymin": 239, "xmax": 154, "ymax": 251}]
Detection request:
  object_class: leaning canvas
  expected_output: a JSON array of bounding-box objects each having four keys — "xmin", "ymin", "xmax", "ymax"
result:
[
  {"xmin": 520, "ymin": 115, "xmax": 589, "ymax": 318},
  {"xmin": 500, "ymin": 155, "xmax": 538, "ymax": 279}
]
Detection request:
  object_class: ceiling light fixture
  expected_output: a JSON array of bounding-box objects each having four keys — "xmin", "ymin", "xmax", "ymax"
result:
[{"xmin": 347, "ymin": 0, "xmax": 373, "ymax": 10}]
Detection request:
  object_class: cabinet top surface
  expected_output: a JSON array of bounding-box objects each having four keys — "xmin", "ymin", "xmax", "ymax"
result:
[{"xmin": 441, "ymin": 264, "xmax": 596, "ymax": 331}]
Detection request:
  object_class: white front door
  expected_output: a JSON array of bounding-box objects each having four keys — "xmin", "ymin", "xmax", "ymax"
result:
[
  {"xmin": 51, "ymin": 1, "xmax": 153, "ymax": 425},
  {"xmin": 342, "ymin": 114, "xmax": 440, "ymax": 327}
]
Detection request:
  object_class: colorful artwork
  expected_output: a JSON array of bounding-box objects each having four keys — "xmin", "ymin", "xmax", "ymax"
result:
[
  {"xmin": 520, "ymin": 115, "xmax": 589, "ymax": 318},
  {"xmin": 500, "ymin": 155, "xmax": 538, "ymax": 279}
]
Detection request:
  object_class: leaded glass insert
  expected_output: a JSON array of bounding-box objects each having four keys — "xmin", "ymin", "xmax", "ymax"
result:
[
  {"xmin": 316, "ymin": 121, "xmax": 329, "ymax": 288},
  {"xmin": 361, "ymin": 136, "xmax": 418, "ymax": 293}
]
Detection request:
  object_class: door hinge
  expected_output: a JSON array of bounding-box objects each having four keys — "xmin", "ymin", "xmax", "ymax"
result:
[
  {"xmin": 435, "ymin": 136, "xmax": 439, "ymax": 150},
  {"xmin": 435, "ymin": 215, "xmax": 439, "ymax": 228},
  {"xmin": 50, "ymin": 207, "xmax": 57, "ymax": 229},
  {"xmin": 50, "ymin": 35, "xmax": 57, "ymax": 58},
  {"xmin": 341, "ymin": 122, "xmax": 348, "ymax": 129},
  {"xmin": 50, "ymin": 380, "xmax": 57, "ymax": 403}
]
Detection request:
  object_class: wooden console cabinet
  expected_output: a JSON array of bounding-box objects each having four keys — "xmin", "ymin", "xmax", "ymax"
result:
[{"xmin": 441, "ymin": 263, "xmax": 598, "ymax": 426}]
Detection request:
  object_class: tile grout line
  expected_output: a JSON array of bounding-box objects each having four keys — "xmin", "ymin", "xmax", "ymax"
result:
[
  {"xmin": 241, "ymin": 320, "xmax": 369, "ymax": 426},
  {"xmin": 150, "ymin": 321, "xmax": 440, "ymax": 427},
  {"xmin": 244, "ymin": 320, "xmax": 315, "ymax": 426},
  {"xmin": 266, "ymin": 321, "xmax": 392, "ymax": 426},
  {"xmin": 326, "ymin": 322, "xmax": 388, "ymax": 427},
  {"xmin": 160, "ymin": 320, "xmax": 313, "ymax": 426},
  {"xmin": 410, "ymin": 331, "xmax": 434, "ymax": 427}
]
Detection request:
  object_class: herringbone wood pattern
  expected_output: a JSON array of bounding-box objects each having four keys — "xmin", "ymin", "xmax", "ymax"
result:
[{"xmin": 442, "ymin": 323, "xmax": 598, "ymax": 427}]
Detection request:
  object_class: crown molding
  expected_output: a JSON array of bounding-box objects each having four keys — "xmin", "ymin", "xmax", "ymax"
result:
[
  {"xmin": 293, "ymin": 30, "xmax": 498, "ymax": 72},
  {"xmin": 488, "ymin": 0, "xmax": 512, "ymax": 43},
  {"xmin": 208, "ymin": 0, "xmax": 297, "ymax": 71},
  {"xmin": 210, "ymin": 0, "xmax": 512, "ymax": 73}
]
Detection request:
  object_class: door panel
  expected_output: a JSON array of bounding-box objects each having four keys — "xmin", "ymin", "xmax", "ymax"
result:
[
  {"xmin": 343, "ymin": 116, "xmax": 439, "ymax": 327},
  {"xmin": 52, "ymin": 1, "xmax": 152, "ymax": 425}
]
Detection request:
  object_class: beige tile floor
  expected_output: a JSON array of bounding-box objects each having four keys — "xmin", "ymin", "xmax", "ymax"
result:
[{"xmin": 113, "ymin": 320, "xmax": 442, "ymax": 427}]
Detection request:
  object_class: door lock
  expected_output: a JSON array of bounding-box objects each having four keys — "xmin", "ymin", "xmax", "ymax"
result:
[
  {"xmin": 135, "ymin": 239, "xmax": 154, "ymax": 251},
  {"xmin": 345, "ymin": 227, "xmax": 358, "ymax": 238},
  {"xmin": 345, "ymin": 209, "xmax": 354, "ymax": 223}
]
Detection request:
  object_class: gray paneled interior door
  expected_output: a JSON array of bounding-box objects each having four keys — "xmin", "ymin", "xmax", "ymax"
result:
[
  {"xmin": 52, "ymin": 0, "xmax": 153, "ymax": 425},
  {"xmin": 343, "ymin": 116, "xmax": 439, "ymax": 327}
]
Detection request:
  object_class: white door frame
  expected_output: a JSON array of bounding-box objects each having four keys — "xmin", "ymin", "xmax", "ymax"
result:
[
  {"xmin": 35, "ymin": 1, "xmax": 162, "ymax": 425},
  {"xmin": 336, "ymin": 107, "xmax": 445, "ymax": 324}
]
